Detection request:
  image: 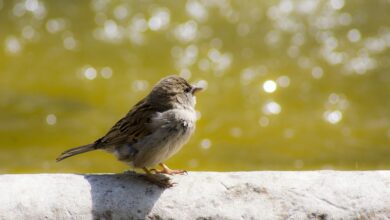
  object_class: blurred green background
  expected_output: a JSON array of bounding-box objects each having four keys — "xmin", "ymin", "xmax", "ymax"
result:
[{"xmin": 1, "ymin": 0, "xmax": 389, "ymax": 173}]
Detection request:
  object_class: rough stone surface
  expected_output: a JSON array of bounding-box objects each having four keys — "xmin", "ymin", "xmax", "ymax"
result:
[{"xmin": 0, "ymin": 171, "xmax": 389, "ymax": 219}]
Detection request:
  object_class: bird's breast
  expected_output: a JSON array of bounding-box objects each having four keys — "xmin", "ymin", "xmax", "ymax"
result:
[{"xmin": 132, "ymin": 108, "xmax": 197, "ymax": 167}]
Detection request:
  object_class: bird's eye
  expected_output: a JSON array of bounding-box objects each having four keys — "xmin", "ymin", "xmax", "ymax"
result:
[{"xmin": 184, "ymin": 87, "xmax": 191, "ymax": 93}]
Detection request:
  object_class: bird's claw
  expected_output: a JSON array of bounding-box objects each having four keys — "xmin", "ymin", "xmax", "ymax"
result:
[{"xmin": 178, "ymin": 170, "xmax": 188, "ymax": 175}]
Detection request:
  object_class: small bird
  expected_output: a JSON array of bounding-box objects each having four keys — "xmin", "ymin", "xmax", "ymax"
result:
[{"xmin": 56, "ymin": 75, "xmax": 203, "ymax": 187}]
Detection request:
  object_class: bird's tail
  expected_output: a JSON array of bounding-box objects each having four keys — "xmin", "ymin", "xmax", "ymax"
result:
[{"xmin": 56, "ymin": 144, "xmax": 97, "ymax": 162}]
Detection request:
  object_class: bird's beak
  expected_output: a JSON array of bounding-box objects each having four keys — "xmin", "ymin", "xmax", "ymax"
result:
[{"xmin": 191, "ymin": 86, "xmax": 203, "ymax": 95}]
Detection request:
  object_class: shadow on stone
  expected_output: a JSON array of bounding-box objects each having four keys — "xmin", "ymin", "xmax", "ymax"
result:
[{"xmin": 83, "ymin": 172, "xmax": 165, "ymax": 219}]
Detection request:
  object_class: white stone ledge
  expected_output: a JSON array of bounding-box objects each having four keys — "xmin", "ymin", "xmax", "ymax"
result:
[{"xmin": 1, "ymin": 171, "xmax": 389, "ymax": 219}]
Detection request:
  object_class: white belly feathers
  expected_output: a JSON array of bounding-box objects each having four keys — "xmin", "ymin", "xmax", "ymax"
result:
[{"xmin": 130, "ymin": 108, "xmax": 197, "ymax": 168}]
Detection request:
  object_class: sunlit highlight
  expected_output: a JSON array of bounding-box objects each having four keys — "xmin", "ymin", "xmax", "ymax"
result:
[
  {"xmin": 46, "ymin": 114, "xmax": 57, "ymax": 125},
  {"xmin": 323, "ymin": 110, "xmax": 343, "ymax": 124},
  {"xmin": 263, "ymin": 101, "xmax": 282, "ymax": 115},
  {"xmin": 263, "ymin": 80, "xmax": 277, "ymax": 93}
]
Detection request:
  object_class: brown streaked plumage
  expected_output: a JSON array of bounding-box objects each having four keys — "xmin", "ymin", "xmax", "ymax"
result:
[{"xmin": 56, "ymin": 75, "xmax": 203, "ymax": 187}]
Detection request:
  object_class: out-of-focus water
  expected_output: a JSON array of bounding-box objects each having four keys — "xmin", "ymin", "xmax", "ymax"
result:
[{"xmin": 0, "ymin": 0, "xmax": 389, "ymax": 173}]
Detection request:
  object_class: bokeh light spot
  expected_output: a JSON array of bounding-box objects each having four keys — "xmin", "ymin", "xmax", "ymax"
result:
[
  {"xmin": 100, "ymin": 67, "xmax": 113, "ymax": 79},
  {"xmin": 132, "ymin": 80, "xmax": 149, "ymax": 92},
  {"xmin": 200, "ymin": 139, "xmax": 211, "ymax": 150},
  {"xmin": 84, "ymin": 67, "xmax": 97, "ymax": 80},
  {"xmin": 230, "ymin": 127, "xmax": 242, "ymax": 138},
  {"xmin": 276, "ymin": 76, "xmax": 290, "ymax": 88},
  {"xmin": 347, "ymin": 29, "xmax": 361, "ymax": 42},
  {"xmin": 311, "ymin": 66, "xmax": 324, "ymax": 79},
  {"xmin": 263, "ymin": 80, "xmax": 277, "ymax": 93},
  {"xmin": 258, "ymin": 116, "xmax": 270, "ymax": 127},
  {"xmin": 324, "ymin": 110, "xmax": 343, "ymax": 124},
  {"xmin": 5, "ymin": 36, "xmax": 22, "ymax": 55},
  {"xmin": 46, "ymin": 114, "xmax": 57, "ymax": 125},
  {"xmin": 263, "ymin": 101, "xmax": 282, "ymax": 115},
  {"xmin": 148, "ymin": 8, "xmax": 170, "ymax": 31},
  {"xmin": 330, "ymin": 0, "xmax": 345, "ymax": 10}
]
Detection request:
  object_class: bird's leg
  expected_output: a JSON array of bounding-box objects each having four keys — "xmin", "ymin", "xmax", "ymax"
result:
[
  {"xmin": 141, "ymin": 167, "xmax": 174, "ymax": 188},
  {"xmin": 151, "ymin": 163, "xmax": 187, "ymax": 175}
]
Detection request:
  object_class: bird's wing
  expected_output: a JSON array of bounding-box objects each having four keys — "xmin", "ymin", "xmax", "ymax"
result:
[{"xmin": 95, "ymin": 99, "xmax": 158, "ymax": 148}]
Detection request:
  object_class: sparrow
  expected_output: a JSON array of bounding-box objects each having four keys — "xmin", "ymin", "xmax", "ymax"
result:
[{"xmin": 56, "ymin": 75, "xmax": 203, "ymax": 187}]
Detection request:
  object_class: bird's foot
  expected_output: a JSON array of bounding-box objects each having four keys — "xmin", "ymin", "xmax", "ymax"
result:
[{"xmin": 151, "ymin": 163, "xmax": 188, "ymax": 175}]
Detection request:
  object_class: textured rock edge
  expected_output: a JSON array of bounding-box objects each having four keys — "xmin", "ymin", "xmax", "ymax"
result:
[{"xmin": 0, "ymin": 171, "xmax": 389, "ymax": 219}]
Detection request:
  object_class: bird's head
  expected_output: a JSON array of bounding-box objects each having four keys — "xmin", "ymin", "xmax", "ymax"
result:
[{"xmin": 148, "ymin": 75, "xmax": 203, "ymax": 109}]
